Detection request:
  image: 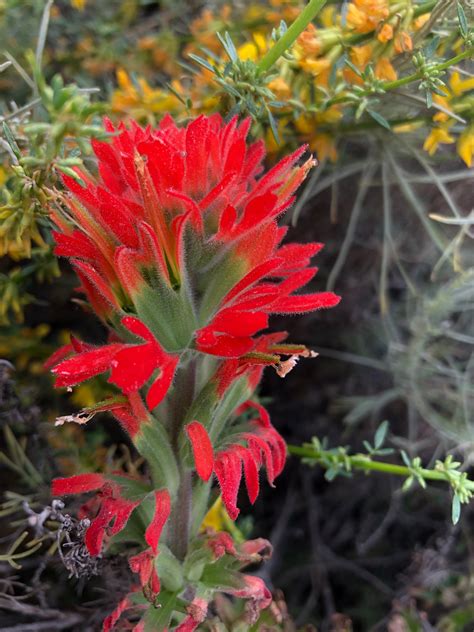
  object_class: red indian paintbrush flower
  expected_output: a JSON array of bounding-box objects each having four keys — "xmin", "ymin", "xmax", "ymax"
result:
[
  {"xmin": 49, "ymin": 114, "xmax": 340, "ymax": 631},
  {"xmin": 50, "ymin": 113, "xmax": 339, "ymax": 404}
]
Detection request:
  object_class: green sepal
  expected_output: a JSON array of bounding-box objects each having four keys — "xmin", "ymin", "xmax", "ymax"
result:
[
  {"xmin": 107, "ymin": 474, "xmax": 152, "ymax": 501},
  {"xmin": 208, "ymin": 376, "xmax": 251, "ymax": 444},
  {"xmin": 135, "ymin": 420, "xmax": 180, "ymax": 497},
  {"xmin": 156, "ymin": 544, "xmax": 184, "ymax": 592},
  {"xmin": 142, "ymin": 590, "xmax": 180, "ymax": 632},
  {"xmin": 198, "ymin": 249, "xmax": 247, "ymax": 323},
  {"xmin": 133, "ymin": 280, "xmax": 196, "ymax": 352}
]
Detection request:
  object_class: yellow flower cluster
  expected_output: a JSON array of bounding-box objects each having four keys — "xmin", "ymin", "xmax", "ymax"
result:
[
  {"xmin": 108, "ymin": 0, "xmax": 471, "ymax": 168},
  {"xmin": 423, "ymin": 72, "xmax": 474, "ymax": 167}
]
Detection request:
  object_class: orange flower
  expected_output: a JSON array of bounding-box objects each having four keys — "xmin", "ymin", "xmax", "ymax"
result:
[
  {"xmin": 297, "ymin": 23, "xmax": 323, "ymax": 57},
  {"xmin": 377, "ymin": 23, "xmax": 394, "ymax": 43},
  {"xmin": 267, "ymin": 77, "xmax": 292, "ymax": 100},
  {"xmin": 375, "ymin": 58, "xmax": 397, "ymax": 81},
  {"xmin": 394, "ymin": 31, "xmax": 413, "ymax": 53},
  {"xmin": 347, "ymin": 0, "xmax": 389, "ymax": 33}
]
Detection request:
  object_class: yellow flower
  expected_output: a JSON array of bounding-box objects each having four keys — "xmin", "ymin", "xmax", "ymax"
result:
[
  {"xmin": 394, "ymin": 31, "xmax": 413, "ymax": 53},
  {"xmin": 457, "ymin": 127, "xmax": 474, "ymax": 167},
  {"xmin": 347, "ymin": 0, "xmax": 389, "ymax": 33},
  {"xmin": 350, "ymin": 44, "xmax": 373, "ymax": 70},
  {"xmin": 0, "ymin": 165, "xmax": 7, "ymax": 187},
  {"xmin": 299, "ymin": 56, "xmax": 331, "ymax": 77},
  {"xmin": 237, "ymin": 32, "xmax": 267, "ymax": 62},
  {"xmin": 71, "ymin": 384, "xmax": 98, "ymax": 409},
  {"xmin": 377, "ymin": 23, "xmax": 393, "ymax": 43},
  {"xmin": 393, "ymin": 121, "xmax": 424, "ymax": 134},
  {"xmin": 70, "ymin": 0, "xmax": 86, "ymax": 9},
  {"xmin": 295, "ymin": 110, "xmax": 341, "ymax": 162},
  {"xmin": 413, "ymin": 14, "xmax": 430, "ymax": 30},
  {"xmin": 432, "ymin": 95, "xmax": 453, "ymax": 123},
  {"xmin": 311, "ymin": 133, "xmax": 338, "ymax": 162},
  {"xmin": 111, "ymin": 69, "xmax": 180, "ymax": 119},
  {"xmin": 423, "ymin": 126, "xmax": 455, "ymax": 155},
  {"xmin": 320, "ymin": 5, "xmax": 338, "ymax": 28},
  {"xmin": 201, "ymin": 496, "xmax": 227, "ymax": 532},
  {"xmin": 297, "ymin": 23, "xmax": 323, "ymax": 57},
  {"xmin": 448, "ymin": 71, "xmax": 474, "ymax": 97},
  {"xmin": 375, "ymin": 58, "xmax": 397, "ymax": 81},
  {"xmin": 267, "ymin": 77, "xmax": 292, "ymax": 100}
]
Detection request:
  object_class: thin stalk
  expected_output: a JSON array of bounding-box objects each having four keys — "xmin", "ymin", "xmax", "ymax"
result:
[
  {"xmin": 288, "ymin": 445, "xmax": 451, "ymax": 482},
  {"xmin": 257, "ymin": 0, "xmax": 327, "ymax": 73},
  {"xmin": 382, "ymin": 50, "xmax": 474, "ymax": 92},
  {"xmin": 328, "ymin": 49, "xmax": 474, "ymax": 107}
]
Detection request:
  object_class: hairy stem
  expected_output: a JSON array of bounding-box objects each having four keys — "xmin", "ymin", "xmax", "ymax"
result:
[{"xmin": 168, "ymin": 470, "xmax": 193, "ymax": 560}]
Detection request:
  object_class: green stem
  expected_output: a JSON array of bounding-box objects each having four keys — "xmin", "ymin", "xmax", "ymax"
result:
[
  {"xmin": 257, "ymin": 0, "xmax": 328, "ymax": 73},
  {"xmin": 328, "ymin": 48, "xmax": 474, "ymax": 107},
  {"xmin": 382, "ymin": 49, "xmax": 474, "ymax": 92},
  {"xmin": 289, "ymin": 444, "xmax": 451, "ymax": 482},
  {"xmin": 168, "ymin": 470, "xmax": 193, "ymax": 560}
]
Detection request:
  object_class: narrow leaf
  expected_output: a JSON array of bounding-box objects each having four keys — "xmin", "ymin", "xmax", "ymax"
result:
[
  {"xmin": 452, "ymin": 494, "xmax": 461, "ymax": 525},
  {"xmin": 367, "ymin": 109, "xmax": 391, "ymax": 130}
]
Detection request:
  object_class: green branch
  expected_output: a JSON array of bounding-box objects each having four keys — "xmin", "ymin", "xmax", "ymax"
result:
[{"xmin": 289, "ymin": 434, "xmax": 474, "ymax": 524}]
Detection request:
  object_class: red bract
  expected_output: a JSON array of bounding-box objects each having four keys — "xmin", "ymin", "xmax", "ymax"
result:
[
  {"xmin": 51, "ymin": 316, "xmax": 178, "ymax": 412},
  {"xmin": 50, "ymin": 113, "xmax": 339, "ymax": 366},
  {"xmin": 186, "ymin": 401, "xmax": 286, "ymax": 519},
  {"xmin": 53, "ymin": 476, "xmax": 140, "ymax": 556},
  {"xmin": 49, "ymin": 114, "xmax": 342, "ymax": 630}
]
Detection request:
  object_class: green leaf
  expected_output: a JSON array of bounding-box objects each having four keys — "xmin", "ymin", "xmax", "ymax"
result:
[
  {"xmin": 55, "ymin": 164, "xmax": 85, "ymax": 186},
  {"xmin": 362, "ymin": 440, "xmax": 373, "ymax": 453},
  {"xmin": 217, "ymin": 32, "xmax": 238, "ymax": 62},
  {"xmin": 374, "ymin": 420, "xmax": 389, "ymax": 449},
  {"xmin": 423, "ymin": 36, "xmax": 440, "ymax": 59},
  {"xmin": 188, "ymin": 53, "xmax": 215, "ymax": 74},
  {"xmin": 325, "ymin": 468, "xmax": 339, "ymax": 481},
  {"xmin": 367, "ymin": 109, "xmax": 391, "ymax": 130},
  {"xmin": 452, "ymin": 494, "xmax": 461, "ymax": 525},
  {"xmin": 457, "ymin": 1, "xmax": 468, "ymax": 38},
  {"xmin": 402, "ymin": 476, "xmax": 414, "ymax": 492},
  {"xmin": 401, "ymin": 450, "xmax": 412, "ymax": 468},
  {"xmin": 344, "ymin": 58, "xmax": 363, "ymax": 78},
  {"xmin": 2, "ymin": 123, "xmax": 21, "ymax": 160},
  {"xmin": 267, "ymin": 109, "xmax": 280, "ymax": 143},
  {"xmin": 143, "ymin": 591, "xmax": 178, "ymax": 632}
]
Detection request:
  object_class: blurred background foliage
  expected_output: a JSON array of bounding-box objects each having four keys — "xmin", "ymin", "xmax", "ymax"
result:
[{"xmin": 0, "ymin": 0, "xmax": 473, "ymax": 630}]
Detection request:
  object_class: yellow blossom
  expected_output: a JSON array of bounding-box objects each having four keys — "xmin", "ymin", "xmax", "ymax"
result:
[
  {"xmin": 237, "ymin": 32, "xmax": 267, "ymax": 62},
  {"xmin": 393, "ymin": 121, "xmax": 424, "ymax": 133},
  {"xmin": 394, "ymin": 31, "xmax": 413, "ymax": 53},
  {"xmin": 320, "ymin": 5, "xmax": 338, "ymax": 28},
  {"xmin": 297, "ymin": 23, "xmax": 323, "ymax": 57},
  {"xmin": 299, "ymin": 56, "xmax": 331, "ymax": 78},
  {"xmin": 375, "ymin": 58, "xmax": 397, "ymax": 81},
  {"xmin": 111, "ymin": 69, "xmax": 180, "ymax": 119},
  {"xmin": 413, "ymin": 14, "xmax": 430, "ymax": 30},
  {"xmin": 71, "ymin": 383, "xmax": 98, "ymax": 409},
  {"xmin": 423, "ymin": 126, "xmax": 455, "ymax": 155},
  {"xmin": 377, "ymin": 23, "xmax": 393, "ymax": 43},
  {"xmin": 457, "ymin": 127, "xmax": 474, "ymax": 167},
  {"xmin": 311, "ymin": 133, "xmax": 338, "ymax": 162},
  {"xmin": 201, "ymin": 497, "xmax": 227, "ymax": 532},
  {"xmin": 347, "ymin": 44, "xmax": 373, "ymax": 84},
  {"xmin": 449, "ymin": 71, "xmax": 474, "ymax": 97},
  {"xmin": 0, "ymin": 165, "xmax": 7, "ymax": 187},
  {"xmin": 432, "ymin": 95, "xmax": 453, "ymax": 123},
  {"xmin": 70, "ymin": 0, "xmax": 86, "ymax": 9},
  {"xmin": 267, "ymin": 77, "xmax": 292, "ymax": 100},
  {"xmin": 347, "ymin": 0, "xmax": 389, "ymax": 33}
]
